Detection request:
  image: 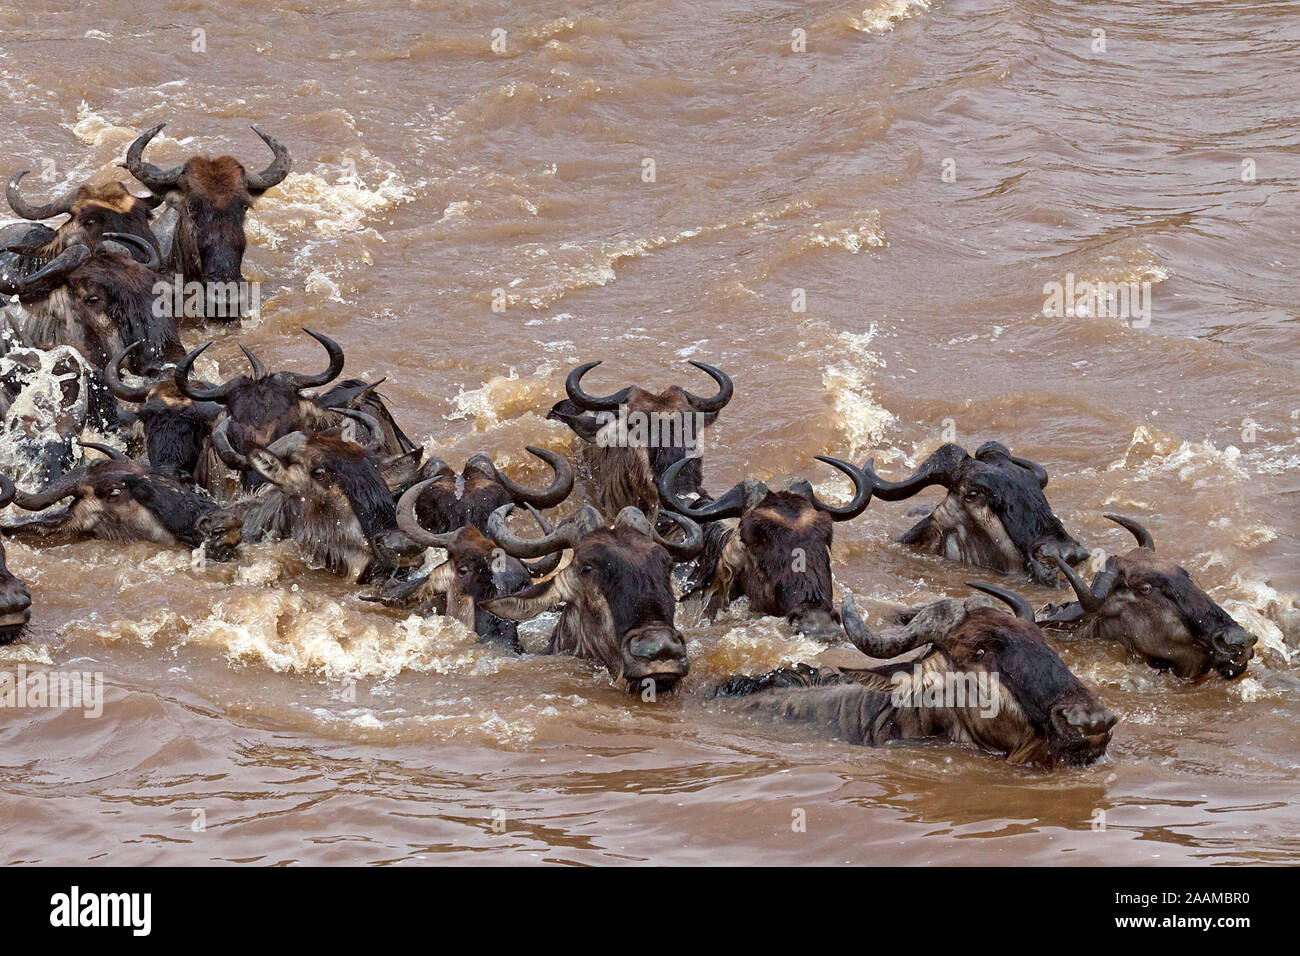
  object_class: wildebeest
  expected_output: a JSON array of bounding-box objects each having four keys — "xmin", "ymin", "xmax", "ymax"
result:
[
  {"xmin": 362, "ymin": 482, "xmax": 563, "ymax": 652},
  {"xmin": 226, "ymin": 409, "xmax": 419, "ymax": 580},
  {"xmin": 177, "ymin": 329, "xmax": 410, "ymax": 489},
  {"xmin": 547, "ymin": 360, "xmax": 732, "ymax": 519},
  {"xmin": 0, "ymin": 233, "xmax": 182, "ymax": 375},
  {"xmin": 657, "ymin": 454, "xmax": 872, "ymax": 639},
  {"xmin": 401, "ymin": 447, "xmax": 572, "ymax": 535},
  {"xmin": 481, "ymin": 502, "xmax": 704, "ymax": 692},
  {"xmin": 124, "ymin": 123, "xmax": 290, "ymax": 319},
  {"xmin": 1041, "ymin": 514, "xmax": 1258, "ymax": 680},
  {"xmin": 1, "ymin": 440, "xmax": 241, "ymax": 561},
  {"xmin": 105, "ymin": 340, "xmax": 223, "ymax": 484},
  {"xmin": 0, "ymin": 475, "xmax": 33, "ymax": 644},
  {"xmin": 863, "ymin": 442, "xmax": 1088, "ymax": 586},
  {"xmin": 712, "ymin": 582, "xmax": 1117, "ymax": 767},
  {"xmin": 3, "ymin": 172, "xmax": 161, "ymax": 258}
]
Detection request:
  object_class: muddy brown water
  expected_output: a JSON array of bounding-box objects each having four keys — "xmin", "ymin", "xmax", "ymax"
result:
[{"xmin": 0, "ymin": 0, "xmax": 1297, "ymax": 865}]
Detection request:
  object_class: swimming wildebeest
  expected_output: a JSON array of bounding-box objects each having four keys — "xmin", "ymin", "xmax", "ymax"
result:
[
  {"xmin": 863, "ymin": 442, "xmax": 1088, "ymax": 586},
  {"xmin": 481, "ymin": 502, "xmax": 704, "ymax": 693},
  {"xmin": 363, "ymin": 483, "xmax": 563, "ymax": 652},
  {"xmin": 124, "ymin": 123, "xmax": 291, "ymax": 319},
  {"xmin": 401, "ymin": 447, "xmax": 573, "ymax": 535},
  {"xmin": 4, "ymin": 172, "xmax": 161, "ymax": 259},
  {"xmin": 547, "ymin": 360, "xmax": 732, "ymax": 519},
  {"xmin": 657, "ymin": 454, "xmax": 872, "ymax": 639},
  {"xmin": 1, "ymin": 440, "xmax": 241, "ymax": 561},
  {"xmin": 0, "ymin": 475, "xmax": 34, "ymax": 644},
  {"xmin": 712, "ymin": 582, "xmax": 1117, "ymax": 767},
  {"xmin": 1041, "ymin": 514, "xmax": 1258, "ymax": 680},
  {"xmin": 226, "ymin": 409, "xmax": 417, "ymax": 580}
]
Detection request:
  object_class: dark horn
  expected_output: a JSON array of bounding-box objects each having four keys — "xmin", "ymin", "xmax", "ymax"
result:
[
  {"xmin": 1011, "ymin": 454, "xmax": 1049, "ymax": 488},
  {"xmin": 682, "ymin": 361, "xmax": 733, "ymax": 414},
  {"xmin": 493, "ymin": 446, "xmax": 573, "ymax": 509},
  {"xmin": 395, "ymin": 479, "xmax": 462, "ymax": 549},
  {"xmin": 809, "ymin": 455, "xmax": 872, "ymax": 521},
  {"xmin": 287, "ymin": 328, "xmax": 344, "ymax": 390},
  {"xmin": 565, "ymin": 361, "xmax": 632, "ymax": 411},
  {"xmin": 656, "ymin": 456, "xmax": 749, "ymax": 521},
  {"xmin": 239, "ymin": 345, "xmax": 266, "ymax": 379},
  {"xmin": 841, "ymin": 593, "xmax": 929, "ymax": 659},
  {"xmin": 124, "ymin": 123, "xmax": 184, "ymax": 193},
  {"xmin": 488, "ymin": 503, "xmax": 601, "ymax": 560},
  {"xmin": 0, "ymin": 243, "xmax": 91, "ymax": 296},
  {"xmin": 211, "ymin": 418, "xmax": 249, "ymax": 471},
  {"xmin": 967, "ymin": 581, "xmax": 1036, "ymax": 623},
  {"xmin": 335, "ymin": 407, "xmax": 383, "ymax": 454},
  {"xmin": 102, "ymin": 231, "xmax": 160, "ymax": 271},
  {"xmin": 242, "ymin": 125, "xmax": 292, "ymax": 193},
  {"xmin": 174, "ymin": 342, "xmax": 238, "ymax": 402},
  {"xmin": 1104, "ymin": 513, "xmax": 1155, "ymax": 551},
  {"xmin": 78, "ymin": 439, "xmax": 129, "ymax": 462},
  {"xmin": 10, "ymin": 469, "xmax": 86, "ymax": 511},
  {"xmin": 6, "ymin": 170, "xmax": 78, "ymax": 221},
  {"xmin": 862, "ymin": 444, "xmax": 969, "ymax": 502},
  {"xmin": 1051, "ymin": 556, "xmax": 1107, "ymax": 615},
  {"xmin": 519, "ymin": 504, "xmax": 562, "ymax": 577},
  {"xmin": 650, "ymin": 508, "xmax": 704, "ymax": 562},
  {"xmin": 103, "ymin": 341, "xmax": 150, "ymax": 402}
]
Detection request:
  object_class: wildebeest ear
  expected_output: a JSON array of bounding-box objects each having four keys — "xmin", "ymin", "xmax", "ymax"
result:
[
  {"xmin": 546, "ymin": 400, "xmax": 605, "ymax": 443},
  {"xmin": 246, "ymin": 446, "xmax": 283, "ymax": 477}
]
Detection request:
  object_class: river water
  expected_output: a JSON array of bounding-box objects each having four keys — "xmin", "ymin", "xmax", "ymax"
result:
[{"xmin": 0, "ymin": 0, "xmax": 1297, "ymax": 864}]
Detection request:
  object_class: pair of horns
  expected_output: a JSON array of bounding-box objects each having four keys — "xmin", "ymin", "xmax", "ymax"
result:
[
  {"xmin": 461, "ymin": 447, "xmax": 573, "ymax": 509},
  {"xmin": 212, "ymin": 407, "xmax": 382, "ymax": 472},
  {"xmin": 174, "ymin": 328, "xmax": 343, "ymax": 402},
  {"xmin": 1051, "ymin": 514, "xmax": 1155, "ymax": 614},
  {"xmin": 5, "ymin": 171, "xmax": 162, "ymax": 222},
  {"xmin": 3, "ymin": 439, "xmax": 129, "ymax": 511},
  {"xmin": 565, "ymin": 360, "xmax": 733, "ymax": 413},
  {"xmin": 488, "ymin": 502, "xmax": 704, "ymax": 563},
  {"xmin": 395, "ymin": 486, "xmax": 561, "ymax": 578},
  {"xmin": 863, "ymin": 442, "xmax": 1049, "ymax": 501},
  {"xmin": 840, "ymin": 581, "xmax": 1036, "ymax": 659},
  {"xmin": 124, "ymin": 123, "xmax": 291, "ymax": 194},
  {"xmin": 0, "ymin": 232, "xmax": 159, "ymax": 297},
  {"xmin": 658, "ymin": 454, "xmax": 871, "ymax": 522}
]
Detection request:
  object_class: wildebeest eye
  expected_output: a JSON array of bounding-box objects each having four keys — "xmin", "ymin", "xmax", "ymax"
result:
[
  {"xmin": 963, "ymin": 490, "xmax": 981, "ymax": 503},
  {"xmin": 1138, "ymin": 582, "xmax": 1153, "ymax": 595},
  {"xmin": 106, "ymin": 487, "xmax": 123, "ymax": 501},
  {"xmin": 580, "ymin": 563, "xmax": 596, "ymax": 576},
  {"xmin": 82, "ymin": 294, "xmax": 102, "ymax": 305},
  {"xmin": 310, "ymin": 467, "xmax": 327, "ymax": 481},
  {"xmin": 457, "ymin": 564, "xmax": 472, "ymax": 576},
  {"xmin": 972, "ymin": 647, "xmax": 986, "ymax": 660}
]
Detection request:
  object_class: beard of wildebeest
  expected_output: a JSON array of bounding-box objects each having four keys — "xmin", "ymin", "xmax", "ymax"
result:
[
  {"xmin": 4, "ymin": 174, "xmax": 162, "ymax": 260},
  {"xmin": 1044, "ymin": 514, "xmax": 1259, "ymax": 680},
  {"xmin": 546, "ymin": 360, "xmax": 732, "ymax": 520},
  {"xmin": 482, "ymin": 504, "xmax": 704, "ymax": 693},
  {"xmin": 864, "ymin": 442, "xmax": 1088, "ymax": 586},
  {"xmin": 712, "ymin": 584, "xmax": 1117, "ymax": 768},
  {"xmin": 657, "ymin": 455, "xmax": 872, "ymax": 639}
]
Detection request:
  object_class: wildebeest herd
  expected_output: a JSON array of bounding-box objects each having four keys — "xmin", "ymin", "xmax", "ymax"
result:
[{"xmin": 0, "ymin": 127, "xmax": 1261, "ymax": 769}]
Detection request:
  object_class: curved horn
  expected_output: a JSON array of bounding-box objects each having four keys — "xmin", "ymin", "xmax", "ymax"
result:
[
  {"xmin": 841, "ymin": 593, "xmax": 932, "ymax": 659},
  {"xmin": 565, "ymin": 361, "xmax": 632, "ymax": 411},
  {"xmin": 862, "ymin": 444, "xmax": 969, "ymax": 502},
  {"xmin": 124, "ymin": 123, "xmax": 184, "ymax": 193},
  {"xmin": 242, "ymin": 125, "xmax": 292, "ymax": 193},
  {"xmin": 808, "ymin": 455, "xmax": 872, "ymax": 521},
  {"xmin": 1051, "ymin": 556, "xmax": 1109, "ymax": 615},
  {"xmin": 1011, "ymin": 455, "xmax": 1049, "ymax": 489},
  {"xmin": 488, "ymin": 502, "xmax": 602, "ymax": 560},
  {"xmin": 0, "ymin": 243, "xmax": 91, "ymax": 296},
  {"xmin": 103, "ymin": 341, "xmax": 150, "ymax": 402},
  {"xmin": 967, "ymin": 581, "xmax": 1036, "ymax": 623},
  {"xmin": 396, "ymin": 479, "xmax": 461, "ymax": 549},
  {"xmin": 650, "ymin": 509, "xmax": 704, "ymax": 561},
  {"xmin": 10, "ymin": 468, "xmax": 86, "ymax": 512},
  {"xmin": 239, "ymin": 345, "xmax": 266, "ymax": 379},
  {"xmin": 287, "ymin": 328, "xmax": 344, "ymax": 390},
  {"xmin": 492, "ymin": 446, "xmax": 573, "ymax": 509},
  {"xmin": 174, "ymin": 342, "xmax": 238, "ymax": 403},
  {"xmin": 1104, "ymin": 513, "xmax": 1155, "ymax": 551},
  {"xmin": 656, "ymin": 456, "xmax": 751, "ymax": 521},
  {"xmin": 211, "ymin": 418, "xmax": 249, "ymax": 471},
  {"xmin": 78, "ymin": 439, "xmax": 128, "ymax": 462},
  {"xmin": 681, "ymin": 361, "xmax": 733, "ymax": 414},
  {"xmin": 335, "ymin": 407, "xmax": 383, "ymax": 454},
  {"xmin": 519, "ymin": 504, "xmax": 562, "ymax": 577},
  {"xmin": 0, "ymin": 474, "xmax": 13, "ymax": 510},
  {"xmin": 6, "ymin": 170, "xmax": 78, "ymax": 221},
  {"xmin": 102, "ymin": 231, "xmax": 160, "ymax": 271}
]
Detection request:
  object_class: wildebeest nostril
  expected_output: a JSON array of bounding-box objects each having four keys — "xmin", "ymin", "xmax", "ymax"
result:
[
  {"xmin": 1056, "ymin": 703, "xmax": 1116, "ymax": 737},
  {"xmin": 629, "ymin": 631, "xmax": 683, "ymax": 662}
]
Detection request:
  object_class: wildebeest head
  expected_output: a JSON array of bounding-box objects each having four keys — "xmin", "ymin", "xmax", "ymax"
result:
[
  {"xmin": 864, "ymin": 442, "xmax": 1087, "ymax": 586},
  {"xmin": 658, "ymin": 454, "xmax": 871, "ymax": 639},
  {"xmin": 124, "ymin": 123, "xmax": 290, "ymax": 314},
  {"xmin": 105, "ymin": 341, "xmax": 222, "ymax": 480},
  {"xmin": 482, "ymin": 503, "xmax": 704, "ymax": 692},
  {"xmin": 838, "ymin": 582, "xmax": 1116, "ymax": 766},
  {"xmin": 5, "ymin": 173, "xmax": 161, "ymax": 259},
  {"xmin": 0, "ymin": 475, "xmax": 33, "ymax": 643},
  {"xmin": 2, "ymin": 440, "xmax": 241, "ymax": 560},
  {"xmin": 228, "ymin": 410, "xmax": 408, "ymax": 579},
  {"xmin": 1044, "ymin": 514, "xmax": 1258, "ymax": 680},
  {"xmin": 404, "ymin": 447, "xmax": 572, "ymax": 535},
  {"xmin": 0, "ymin": 234, "xmax": 181, "ymax": 373},
  {"xmin": 546, "ymin": 360, "xmax": 732, "ymax": 518},
  {"xmin": 365, "ymin": 485, "xmax": 563, "ymax": 651},
  {"xmin": 176, "ymin": 328, "xmax": 345, "ymax": 486}
]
